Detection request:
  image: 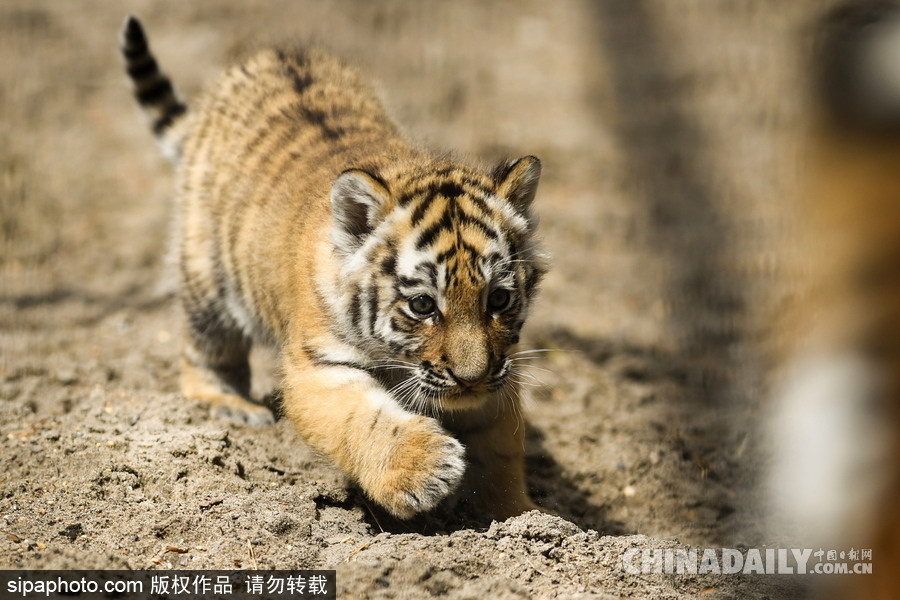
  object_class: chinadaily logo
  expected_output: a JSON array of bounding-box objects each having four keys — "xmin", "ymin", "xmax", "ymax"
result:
[{"xmin": 621, "ymin": 547, "xmax": 873, "ymax": 575}]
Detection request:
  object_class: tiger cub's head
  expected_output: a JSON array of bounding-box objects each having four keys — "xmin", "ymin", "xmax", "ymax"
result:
[{"xmin": 329, "ymin": 156, "xmax": 549, "ymax": 411}]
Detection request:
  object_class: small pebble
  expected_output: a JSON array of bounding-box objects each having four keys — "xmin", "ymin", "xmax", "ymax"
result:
[{"xmin": 623, "ymin": 485, "xmax": 636, "ymax": 498}]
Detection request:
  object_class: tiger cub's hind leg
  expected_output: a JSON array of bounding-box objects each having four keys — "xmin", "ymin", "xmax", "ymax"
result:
[{"xmin": 179, "ymin": 304, "xmax": 275, "ymax": 426}]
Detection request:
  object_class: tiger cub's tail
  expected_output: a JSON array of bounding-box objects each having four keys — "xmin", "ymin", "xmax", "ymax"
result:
[{"xmin": 120, "ymin": 15, "xmax": 189, "ymax": 162}]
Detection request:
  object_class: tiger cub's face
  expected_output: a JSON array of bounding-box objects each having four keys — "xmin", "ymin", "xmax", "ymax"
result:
[{"xmin": 330, "ymin": 156, "xmax": 548, "ymax": 411}]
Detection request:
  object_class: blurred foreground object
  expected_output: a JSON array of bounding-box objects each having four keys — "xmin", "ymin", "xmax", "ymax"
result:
[
  {"xmin": 770, "ymin": 3, "xmax": 900, "ymax": 598},
  {"xmin": 817, "ymin": 1, "xmax": 900, "ymax": 133}
]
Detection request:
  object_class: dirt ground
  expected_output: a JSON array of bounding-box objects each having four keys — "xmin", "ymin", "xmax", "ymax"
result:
[{"xmin": 0, "ymin": 1, "xmax": 838, "ymax": 598}]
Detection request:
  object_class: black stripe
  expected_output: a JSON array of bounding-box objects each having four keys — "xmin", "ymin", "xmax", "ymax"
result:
[
  {"xmin": 369, "ymin": 409, "xmax": 382, "ymax": 431},
  {"xmin": 296, "ymin": 106, "xmax": 345, "ymax": 140},
  {"xmin": 507, "ymin": 240, "xmax": 520, "ymax": 261},
  {"xmin": 301, "ymin": 344, "xmax": 374, "ymax": 374},
  {"xmin": 396, "ymin": 188, "xmax": 419, "ymax": 207},
  {"xmin": 122, "ymin": 16, "xmax": 148, "ymax": 48},
  {"xmin": 397, "ymin": 180, "xmax": 439, "ymax": 207},
  {"xmin": 287, "ymin": 65, "xmax": 314, "ymax": 95},
  {"xmin": 525, "ymin": 268, "xmax": 540, "ymax": 295},
  {"xmin": 456, "ymin": 210, "xmax": 499, "ymax": 240},
  {"xmin": 436, "ymin": 182, "xmax": 464, "ymax": 199},
  {"xmin": 390, "ymin": 315, "xmax": 415, "ymax": 334},
  {"xmin": 367, "ymin": 283, "xmax": 379, "ymax": 336},
  {"xmin": 410, "ymin": 193, "xmax": 437, "ymax": 226},
  {"xmin": 455, "ymin": 238, "xmax": 482, "ymax": 259},
  {"xmin": 435, "ymin": 247, "xmax": 455, "ymax": 264},
  {"xmin": 396, "ymin": 275, "xmax": 426, "ymax": 289},
  {"xmin": 460, "ymin": 177, "xmax": 494, "ymax": 199},
  {"xmin": 401, "ymin": 181, "xmax": 465, "ymax": 227},
  {"xmin": 415, "ymin": 209, "xmax": 453, "ymax": 250},
  {"xmin": 464, "ymin": 191, "xmax": 493, "ymax": 218},
  {"xmin": 414, "ymin": 261, "xmax": 438, "ymax": 287},
  {"xmin": 312, "ymin": 359, "xmax": 374, "ymax": 374},
  {"xmin": 349, "ymin": 284, "xmax": 362, "ymax": 333},
  {"xmin": 127, "ymin": 57, "xmax": 158, "ymax": 80},
  {"xmin": 152, "ymin": 103, "xmax": 187, "ymax": 136},
  {"xmin": 399, "ymin": 177, "xmax": 473, "ymax": 208},
  {"xmin": 380, "ymin": 253, "xmax": 396, "ymax": 276},
  {"xmin": 398, "ymin": 178, "xmax": 466, "ymax": 208},
  {"xmin": 122, "ymin": 45, "xmax": 147, "ymax": 60},
  {"xmin": 432, "ymin": 166, "xmax": 456, "ymax": 178},
  {"xmin": 443, "ymin": 261, "xmax": 453, "ymax": 289},
  {"xmin": 136, "ymin": 78, "xmax": 174, "ymax": 106}
]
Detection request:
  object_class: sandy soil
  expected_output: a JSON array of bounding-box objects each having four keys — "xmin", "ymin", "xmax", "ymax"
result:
[{"xmin": 1, "ymin": 1, "xmax": 834, "ymax": 598}]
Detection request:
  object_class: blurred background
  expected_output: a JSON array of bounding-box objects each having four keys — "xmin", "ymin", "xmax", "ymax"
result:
[{"xmin": 2, "ymin": 0, "xmax": 898, "ymax": 597}]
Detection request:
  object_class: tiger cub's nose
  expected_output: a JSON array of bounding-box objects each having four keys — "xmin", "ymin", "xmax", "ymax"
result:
[{"xmin": 447, "ymin": 366, "xmax": 487, "ymax": 388}]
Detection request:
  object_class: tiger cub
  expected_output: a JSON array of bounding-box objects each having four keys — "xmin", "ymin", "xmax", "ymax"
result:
[{"xmin": 120, "ymin": 16, "xmax": 549, "ymax": 519}]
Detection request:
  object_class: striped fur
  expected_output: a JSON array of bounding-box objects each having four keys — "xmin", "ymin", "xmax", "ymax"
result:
[
  {"xmin": 120, "ymin": 16, "xmax": 189, "ymax": 159},
  {"xmin": 121, "ymin": 17, "xmax": 549, "ymax": 519}
]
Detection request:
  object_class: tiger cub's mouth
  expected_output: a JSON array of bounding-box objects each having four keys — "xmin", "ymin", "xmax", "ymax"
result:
[{"xmin": 383, "ymin": 356, "xmax": 512, "ymax": 413}]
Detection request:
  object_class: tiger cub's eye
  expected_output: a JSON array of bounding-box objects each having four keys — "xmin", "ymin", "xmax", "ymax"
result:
[
  {"xmin": 409, "ymin": 294, "xmax": 436, "ymax": 316},
  {"xmin": 488, "ymin": 288, "xmax": 511, "ymax": 312}
]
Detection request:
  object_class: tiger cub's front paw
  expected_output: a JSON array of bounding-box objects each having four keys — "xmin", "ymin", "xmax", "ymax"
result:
[{"xmin": 365, "ymin": 417, "xmax": 466, "ymax": 519}]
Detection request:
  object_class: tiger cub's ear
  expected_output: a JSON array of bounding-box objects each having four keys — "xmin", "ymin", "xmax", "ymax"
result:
[
  {"xmin": 493, "ymin": 156, "xmax": 542, "ymax": 230},
  {"xmin": 330, "ymin": 169, "xmax": 392, "ymax": 256}
]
